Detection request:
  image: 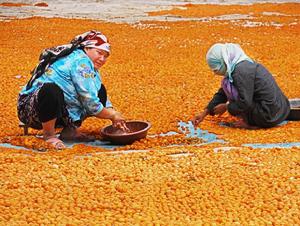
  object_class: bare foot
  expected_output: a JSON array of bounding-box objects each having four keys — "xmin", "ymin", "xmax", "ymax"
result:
[
  {"xmin": 45, "ymin": 137, "xmax": 66, "ymax": 150},
  {"xmin": 232, "ymin": 120, "xmax": 258, "ymax": 130}
]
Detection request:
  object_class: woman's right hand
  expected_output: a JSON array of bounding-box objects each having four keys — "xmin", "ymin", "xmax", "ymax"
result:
[
  {"xmin": 191, "ymin": 114, "xmax": 204, "ymax": 127},
  {"xmin": 191, "ymin": 109, "xmax": 209, "ymax": 128},
  {"xmin": 191, "ymin": 113, "xmax": 206, "ymax": 127}
]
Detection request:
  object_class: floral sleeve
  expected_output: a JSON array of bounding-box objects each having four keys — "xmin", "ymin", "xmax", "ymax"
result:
[{"xmin": 71, "ymin": 58, "xmax": 103, "ymax": 115}]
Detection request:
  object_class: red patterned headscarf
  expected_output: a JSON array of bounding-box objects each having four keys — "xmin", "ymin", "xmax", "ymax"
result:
[
  {"xmin": 81, "ymin": 31, "xmax": 110, "ymax": 53},
  {"xmin": 25, "ymin": 30, "xmax": 111, "ymax": 90}
]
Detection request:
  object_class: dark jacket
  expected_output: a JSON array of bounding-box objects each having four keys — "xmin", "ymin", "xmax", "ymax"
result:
[{"xmin": 207, "ymin": 61, "xmax": 290, "ymax": 128}]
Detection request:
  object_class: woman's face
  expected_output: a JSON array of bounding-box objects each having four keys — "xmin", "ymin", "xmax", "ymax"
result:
[
  {"xmin": 213, "ymin": 63, "xmax": 227, "ymax": 76},
  {"xmin": 206, "ymin": 44, "xmax": 227, "ymax": 76},
  {"xmin": 85, "ymin": 48, "xmax": 110, "ymax": 69}
]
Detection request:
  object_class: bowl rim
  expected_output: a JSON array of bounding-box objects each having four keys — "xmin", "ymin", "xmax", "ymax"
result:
[
  {"xmin": 289, "ymin": 98, "xmax": 300, "ymax": 110},
  {"xmin": 101, "ymin": 120, "xmax": 151, "ymax": 138}
]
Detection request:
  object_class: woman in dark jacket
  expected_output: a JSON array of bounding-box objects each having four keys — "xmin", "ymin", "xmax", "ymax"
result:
[{"xmin": 192, "ymin": 43, "xmax": 290, "ymax": 129}]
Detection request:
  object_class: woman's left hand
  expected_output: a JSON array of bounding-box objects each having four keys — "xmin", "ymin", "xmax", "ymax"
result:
[
  {"xmin": 213, "ymin": 103, "xmax": 227, "ymax": 115},
  {"xmin": 111, "ymin": 112, "xmax": 130, "ymax": 132},
  {"xmin": 113, "ymin": 119, "xmax": 130, "ymax": 132}
]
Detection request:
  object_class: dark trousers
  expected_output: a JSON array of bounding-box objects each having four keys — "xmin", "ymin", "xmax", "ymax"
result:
[{"xmin": 37, "ymin": 83, "xmax": 107, "ymax": 125}]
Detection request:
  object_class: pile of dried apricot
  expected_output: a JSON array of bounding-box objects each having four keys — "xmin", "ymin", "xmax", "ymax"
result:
[{"xmin": 0, "ymin": 2, "xmax": 299, "ymax": 224}]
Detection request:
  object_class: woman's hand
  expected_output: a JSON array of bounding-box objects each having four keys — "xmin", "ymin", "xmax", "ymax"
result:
[
  {"xmin": 213, "ymin": 103, "xmax": 227, "ymax": 116},
  {"xmin": 96, "ymin": 107, "xmax": 130, "ymax": 132},
  {"xmin": 111, "ymin": 112, "xmax": 130, "ymax": 132},
  {"xmin": 191, "ymin": 109, "xmax": 209, "ymax": 128},
  {"xmin": 192, "ymin": 114, "xmax": 205, "ymax": 127}
]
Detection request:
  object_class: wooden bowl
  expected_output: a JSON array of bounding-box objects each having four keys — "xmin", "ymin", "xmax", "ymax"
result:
[{"xmin": 101, "ymin": 120, "xmax": 151, "ymax": 145}]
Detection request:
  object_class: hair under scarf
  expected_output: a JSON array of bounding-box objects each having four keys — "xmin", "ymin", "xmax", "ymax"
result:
[{"xmin": 206, "ymin": 43, "xmax": 253, "ymax": 83}]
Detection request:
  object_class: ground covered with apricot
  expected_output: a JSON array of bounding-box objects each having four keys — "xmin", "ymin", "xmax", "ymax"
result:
[{"xmin": 0, "ymin": 3, "xmax": 300, "ymax": 225}]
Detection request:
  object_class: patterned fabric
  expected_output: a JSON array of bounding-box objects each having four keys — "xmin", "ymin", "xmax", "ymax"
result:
[
  {"xmin": 221, "ymin": 77, "xmax": 239, "ymax": 102},
  {"xmin": 81, "ymin": 31, "xmax": 110, "ymax": 53},
  {"xmin": 20, "ymin": 49, "xmax": 112, "ymax": 123},
  {"xmin": 206, "ymin": 43, "xmax": 253, "ymax": 83},
  {"xmin": 26, "ymin": 30, "xmax": 109, "ymax": 90}
]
